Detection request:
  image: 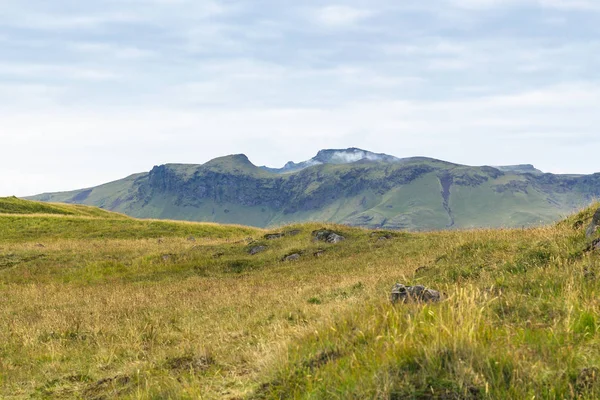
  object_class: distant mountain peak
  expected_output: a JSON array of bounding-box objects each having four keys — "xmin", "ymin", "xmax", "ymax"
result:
[
  {"xmin": 204, "ymin": 153, "xmax": 253, "ymax": 167},
  {"xmin": 313, "ymin": 148, "xmax": 400, "ymax": 164},
  {"xmin": 494, "ymin": 164, "xmax": 543, "ymax": 174},
  {"xmin": 262, "ymin": 148, "xmax": 400, "ymax": 174}
]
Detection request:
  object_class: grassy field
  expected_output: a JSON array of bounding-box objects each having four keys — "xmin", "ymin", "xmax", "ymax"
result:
[
  {"xmin": 0, "ymin": 197, "xmax": 130, "ymax": 218},
  {"xmin": 1, "ymin": 198, "xmax": 600, "ymax": 399}
]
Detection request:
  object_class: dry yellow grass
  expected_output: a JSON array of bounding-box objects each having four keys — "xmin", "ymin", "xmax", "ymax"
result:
[{"xmin": 1, "ymin": 204, "xmax": 599, "ymax": 399}]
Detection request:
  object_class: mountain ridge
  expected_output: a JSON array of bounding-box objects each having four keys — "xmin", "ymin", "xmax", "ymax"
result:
[
  {"xmin": 27, "ymin": 148, "xmax": 600, "ymax": 230},
  {"xmin": 260, "ymin": 148, "xmax": 458, "ymax": 174}
]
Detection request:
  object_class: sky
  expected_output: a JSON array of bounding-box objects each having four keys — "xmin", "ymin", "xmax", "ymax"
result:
[{"xmin": 1, "ymin": 0, "xmax": 600, "ymax": 197}]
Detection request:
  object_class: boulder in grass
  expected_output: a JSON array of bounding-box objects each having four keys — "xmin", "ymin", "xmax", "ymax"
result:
[
  {"xmin": 313, "ymin": 249, "xmax": 326, "ymax": 258},
  {"xmin": 313, "ymin": 230, "xmax": 346, "ymax": 244},
  {"xmin": 327, "ymin": 233, "xmax": 345, "ymax": 244},
  {"xmin": 264, "ymin": 233, "xmax": 285, "ymax": 240},
  {"xmin": 391, "ymin": 283, "xmax": 442, "ymax": 304},
  {"xmin": 586, "ymin": 208, "xmax": 600, "ymax": 238},
  {"xmin": 282, "ymin": 253, "xmax": 301, "ymax": 262},
  {"xmin": 248, "ymin": 246, "xmax": 267, "ymax": 255},
  {"xmin": 584, "ymin": 238, "xmax": 600, "ymax": 253}
]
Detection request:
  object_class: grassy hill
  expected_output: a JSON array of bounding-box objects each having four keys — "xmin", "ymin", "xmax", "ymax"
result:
[
  {"xmin": 1, "ymin": 199, "xmax": 600, "ymax": 398},
  {"xmin": 0, "ymin": 197, "xmax": 257, "ymax": 243},
  {"xmin": 0, "ymin": 196, "xmax": 129, "ymax": 218},
  {"xmin": 27, "ymin": 152, "xmax": 600, "ymax": 230}
]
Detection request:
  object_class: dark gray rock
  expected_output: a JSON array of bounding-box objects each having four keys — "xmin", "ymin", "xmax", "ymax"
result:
[
  {"xmin": 585, "ymin": 238, "xmax": 600, "ymax": 253},
  {"xmin": 313, "ymin": 230, "xmax": 346, "ymax": 244},
  {"xmin": 187, "ymin": 236, "xmax": 196, "ymax": 242},
  {"xmin": 286, "ymin": 229, "xmax": 302, "ymax": 236},
  {"xmin": 586, "ymin": 208, "xmax": 600, "ymax": 238},
  {"xmin": 283, "ymin": 253, "xmax": 301, "ymax": 262},
  {"xmin": 313, "ymin": 249, "xmax": 326, "ymax": 258},
  {"xmin": 327, "ymin": 233, "xmax": 345, "ymax": 244},
  {"xmin": 248, "ymin": 246, "xmax": 267, "ymax": 255},
  {"xmin": 391, "ymin": 283, "xmax": 442, "ymax": 304},
  {"xmin": 264, "ymin": 233, "xmax": 285, "ymax": 240},
  {"xmin": 313, "ymin": 230, "xmax": 332, "ymax": 241}
]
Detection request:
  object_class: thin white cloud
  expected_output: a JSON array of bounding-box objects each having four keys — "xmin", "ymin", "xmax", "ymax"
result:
[
  {"xmin": 69, "ymin": 43, "xmax": 156, "ymax": 60},
  {"xmin": 0, "ymin": 0, "xmax": 232, "ymax": 30},
  {"xmin": 448, "ymin": 0, "xmax": 600, "ymax": 10},
  {"xmin": 4, "ymin": 13, "xmax": 144, "ymax": 30},
  {"xmin": 0, "ymin": 63, "xmax": 121, "ymax": 81},
  {"xmin": 0, "ymin": 83, "xmax": 66, "ymax": 108},
  {"xmin": 448, "ymin": 0, "xmax": 513, "ymax": 9},
  {"xmin": 538, "ymin": 0, "xmax": 600, "ymax": 10},
  {"xmin": 313, "ymin": 5, "xmax": 374, "ymax": 27}
]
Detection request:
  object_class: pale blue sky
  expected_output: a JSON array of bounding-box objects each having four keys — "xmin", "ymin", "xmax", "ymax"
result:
[{"xmin": 1, "ymin": 0, "xmax": 599, "ymax": 196}]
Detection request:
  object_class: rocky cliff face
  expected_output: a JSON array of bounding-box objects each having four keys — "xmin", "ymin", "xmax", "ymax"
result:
[
  {"xmin": 147, "ymin": 165, "xmax": 281, "ymax": 207},
  {"xmin": 142, "ymin": 162, "xmax": 436, "ymax": 214}
]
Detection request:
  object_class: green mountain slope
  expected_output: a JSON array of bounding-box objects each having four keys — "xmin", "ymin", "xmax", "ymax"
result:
[{"xmin": 27, "ymin": 149, "xmax": 600, "ymax": 230}]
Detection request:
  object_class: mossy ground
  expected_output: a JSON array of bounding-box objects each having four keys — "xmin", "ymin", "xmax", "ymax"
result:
[{"xmin": 1, "ymin": 199, "xmax": 599, "ymax": 398}]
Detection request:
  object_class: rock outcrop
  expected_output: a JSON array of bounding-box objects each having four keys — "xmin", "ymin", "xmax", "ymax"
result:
[
  {"xmin": 313, "ymin": 230, "xmax": 346, "ymax": 244},
  {"xmin": 249, "ymin": 246, "xmax": 267, "ymax": 255},
  {"xmin": 264, "ymin": 233, "xmax": 284, "ymax": 240},
  {"xmin": 282, "ymin": 253, "xmax": 301, "ymax": 262},
  {"xmin": 391, "ymin": 283, "xmax": 442, "ymax": 304},
  {"xmin": 586, "ymin": 208, "xmax": 600, "ymax": 238}
]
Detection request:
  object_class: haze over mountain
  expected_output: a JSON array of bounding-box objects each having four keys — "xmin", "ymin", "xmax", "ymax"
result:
[{"xmin": 28, "ymin": 148, "xmax": 600, "ymax": 231}]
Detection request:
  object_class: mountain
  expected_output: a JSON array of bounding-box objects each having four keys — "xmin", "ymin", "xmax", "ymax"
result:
[
  {"xmin": 27, "ymin": 148, "xmax": 600, "ymax": 230},
  {"xmin": 261, "ymin": 148, "xmax": 402, "ymax": 173},
  {"xmin": 494, "ymin": 164, "xmax": 543, "ymax": 174}
]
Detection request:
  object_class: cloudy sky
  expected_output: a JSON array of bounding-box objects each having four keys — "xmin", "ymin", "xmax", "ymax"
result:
[{"xmin": 1, "ymin": 0, "xmax": 599, "ymax": 196}]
